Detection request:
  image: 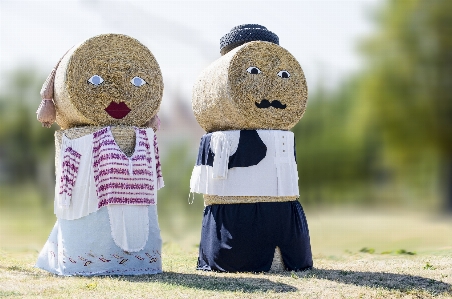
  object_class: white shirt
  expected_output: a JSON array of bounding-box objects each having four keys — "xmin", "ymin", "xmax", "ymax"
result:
[{"xmin": 190, "ymin": 130, "xmax": 299, "ymax": 196}]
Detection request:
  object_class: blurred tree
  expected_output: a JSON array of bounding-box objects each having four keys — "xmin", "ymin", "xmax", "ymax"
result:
[
  {"xmin": 358, "ymin": 0, "xmax": 452, "ymax": 211},
  {"xmin": 293, "ymin": 79, "xmax": 378, "ymax": 206},
  {"xmin": 0, "ymin": 68, "xmax": 56, "ymax": 198}
]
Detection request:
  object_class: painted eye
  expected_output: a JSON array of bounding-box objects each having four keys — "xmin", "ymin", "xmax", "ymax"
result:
[
  {"xmin": 277, "ymin": 70, "xmax": 291, "ymax": 78},
  {"xmin": 246, "ymin": 66, "xmax": 261, "ymax": 75},
  {"xmin": 131, "ymin": 76, "xmax": 146, "ymax": 87},
  {"xmin": 88, "ymin": 75, "xmax": 104, "ymax": 85}
]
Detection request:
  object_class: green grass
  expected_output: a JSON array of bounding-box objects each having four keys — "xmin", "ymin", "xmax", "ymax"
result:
[
  {"xmin": 1, "ymin": 185, "xmax": 452, "ymax": 298},
  {"xmin": 0, "ymin": 245, "xmax": 451, "ymax": 298}
]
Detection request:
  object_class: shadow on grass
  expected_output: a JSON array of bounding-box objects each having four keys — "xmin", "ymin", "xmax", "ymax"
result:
[
  {"xmin": 117, "ymin": 272, "xmax": 297, "ymax": 293},
  {"xmin": 305, "ymin": 268, "xmax": 452, "ymax": 295},
  {"xmin": 6, "ymin": 266, "xmax": 296, "ymax": 293},
  {"xmin": 11, "ymin": 264, "xmax": 451, "ymax": 295}
]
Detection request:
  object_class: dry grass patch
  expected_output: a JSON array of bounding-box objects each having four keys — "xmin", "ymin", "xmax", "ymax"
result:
[
  {"xmin": 1, "ymin": 244, "xmax": 451, "ymax": 299},
  {"xmin": 2, "ymin": 192, "xmax": 452, "ymax": 298}
]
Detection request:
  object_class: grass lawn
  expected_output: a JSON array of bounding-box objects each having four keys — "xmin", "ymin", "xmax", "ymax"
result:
[
  {"xmin": 1, "ymin": 186, "xmax": 452, "ymax": 298},
  {"xmin": 1, "ymin": 244, "xmax": 451, "ymax": 298}
]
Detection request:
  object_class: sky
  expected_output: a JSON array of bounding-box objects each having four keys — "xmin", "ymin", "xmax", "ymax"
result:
[{"xmin": 0, "ymin": 0, "xmax": 381, "ymax": 112}]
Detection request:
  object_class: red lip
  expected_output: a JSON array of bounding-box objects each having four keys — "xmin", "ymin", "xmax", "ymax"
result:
[{"xmin": 104, "ymin": 101, "xmax": 131, "ymax": 119}]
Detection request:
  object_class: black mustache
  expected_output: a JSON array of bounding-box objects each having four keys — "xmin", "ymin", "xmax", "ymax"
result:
[{"xmin": 255, "ymin": 99, "xmax": 287, "ymax": 109}]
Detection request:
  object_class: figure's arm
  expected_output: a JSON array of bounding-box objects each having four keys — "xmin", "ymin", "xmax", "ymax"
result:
[
  {"xmin": 56, "ymin": 129, "xmax": 87, "ymax": 207},
  {"xmin": 210, "ymin": 131, "xmax": 239, "ymax": 179},
  {"xmin": 55, "ymin": 130, "xmax": 63, "ymax": 175},
  {"xmin": 153, "ymin": 133, "xmax": 164, "ymax": 189},
  {"xmin": 195, "ymin": 134, "xmax": 214, "ymax": 167},
  {"xmin": 54, "ymin": 126, "xmax": 98, "ymax": 173}
]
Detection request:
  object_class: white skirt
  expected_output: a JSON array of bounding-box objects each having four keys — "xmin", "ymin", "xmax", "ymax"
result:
[{"xmin": 36, "ymin": 205, "xmax": 162, "ymax": 276}]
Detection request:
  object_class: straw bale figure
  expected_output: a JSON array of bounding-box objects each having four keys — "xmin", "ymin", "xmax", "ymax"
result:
[
  {"xmin": 190, "ymin": 25, "xmax": 313, "ymax": 272},
  {"xmin": 35, "ymin": 34, "xmax": 165, "ymax": 276}
]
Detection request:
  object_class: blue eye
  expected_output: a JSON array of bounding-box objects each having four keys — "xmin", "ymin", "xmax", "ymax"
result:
[
  {"xmin": 131, "ymin": 77, "xmax": 146, "ymax": 87},
  {"xmin": 88, "ymin": 75, "xmax": 104, "ymax": 85},
  {"xmin": 277, "ymin": 70, "xmax": 291, "ymax": 78},
  {"xmin": 246, "ymin": 66, "xmax": 261, "ymax": 75}
]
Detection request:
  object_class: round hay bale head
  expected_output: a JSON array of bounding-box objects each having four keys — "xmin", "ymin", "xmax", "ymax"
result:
[
  {"xmin": 192, "ymin": 41, "xmax": 307, "ymax": 132},
  {"xmin": 54, "ymin": 34, "xmax": 163, "ymax": 129}
]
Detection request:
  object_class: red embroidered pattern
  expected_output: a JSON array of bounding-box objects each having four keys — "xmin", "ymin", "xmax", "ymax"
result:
[
  {"xmin": 59, "ymin": 146, "xmax": 81, "ymax": 197},
  {"xmin": 59, "ymin": 251, "xmax": 160, "ymax": 272},
  {"xmin": 154, "ymin": 134, "xmax": 163, "ymax": 181},
  {"xmin": 93, "ymin": 127, "xmax": 157, "ymax": 209}
]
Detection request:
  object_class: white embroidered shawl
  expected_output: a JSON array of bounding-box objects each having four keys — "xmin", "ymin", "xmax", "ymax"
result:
[{"xmin": 55, "ymin": 127, "xmax": 164, "ymax": 220}]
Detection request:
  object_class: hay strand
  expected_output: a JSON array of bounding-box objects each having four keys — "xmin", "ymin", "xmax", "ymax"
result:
[
  {"xmin": 269, "ymin": 247, "xmax": 286, "ymax": 272},
  {"xmin": 203, "ymin": 194, "xmax": 297, "ymax": 205}
]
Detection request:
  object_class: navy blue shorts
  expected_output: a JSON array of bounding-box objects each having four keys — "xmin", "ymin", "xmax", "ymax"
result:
[{"xmin": 197, "ymin": 200, "xmax": 313, "ymax": 272}]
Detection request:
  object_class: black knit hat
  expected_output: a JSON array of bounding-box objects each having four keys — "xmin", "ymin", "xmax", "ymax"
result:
[{"xmin": 220, "ymin": 24, "xmax": 279, "ymax": 55}]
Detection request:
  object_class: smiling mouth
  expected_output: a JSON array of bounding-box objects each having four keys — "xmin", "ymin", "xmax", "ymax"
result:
[
  {"xmin": 255, "ymin": 99, "xmax": 287, "ymax": 109},
  {"xmin": 104, "ymin": 101, "xmax": 131, "ymax": 119}
]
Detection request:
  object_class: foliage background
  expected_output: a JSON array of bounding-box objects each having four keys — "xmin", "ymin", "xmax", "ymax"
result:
[{"xmin": 0, "ymin": 0, "xmax": 451, "ymax": 255}]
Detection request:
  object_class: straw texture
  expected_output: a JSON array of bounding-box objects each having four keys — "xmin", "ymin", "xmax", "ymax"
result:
[
  {"xmin": 53, "ymin": 34, "xmax": 163, "ymax": 130},
  {"xmin": 270, "ymin": 246, "xmax": 286, "ymax": 272},
  {"xmin": 192, "ymin": 41, "xmax": 308, "ymax": 132},
  {"xmin": 203, "ymin": 195, "xmax": 297, "ymax": 205}
]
